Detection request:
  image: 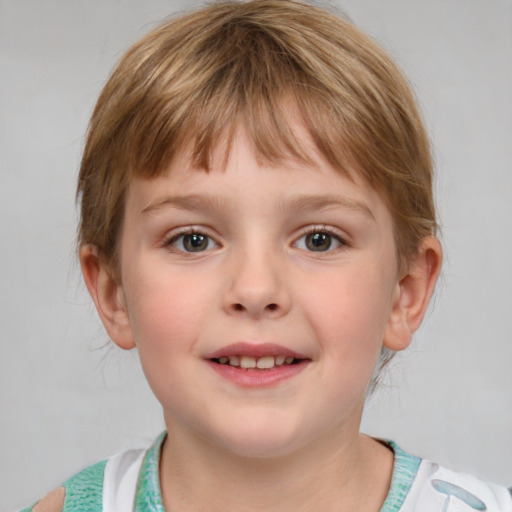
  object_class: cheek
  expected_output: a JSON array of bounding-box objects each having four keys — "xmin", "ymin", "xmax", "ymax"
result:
[
  {"xmin": 123, "ymin": 262, "xmax": 217, "ymax": 354},
  {"xmin": 302, "ymin": 266, "xmax": 393, "ymax": 360}
]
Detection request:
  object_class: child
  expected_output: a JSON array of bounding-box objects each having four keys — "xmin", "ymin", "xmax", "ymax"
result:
[{"xmin": 22, "ymin": 1, "xmax": 511, "ymax": 511}]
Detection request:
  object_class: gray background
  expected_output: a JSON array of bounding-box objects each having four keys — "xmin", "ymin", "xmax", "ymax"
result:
[{"xmin": 1, "ymin": 1, "xmax": 511, "ymax": 510}]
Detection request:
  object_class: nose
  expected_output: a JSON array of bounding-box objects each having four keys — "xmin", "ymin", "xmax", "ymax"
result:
[{"xmin": 222, "ymin": 248, "xmax": 291, "ymax": 319}]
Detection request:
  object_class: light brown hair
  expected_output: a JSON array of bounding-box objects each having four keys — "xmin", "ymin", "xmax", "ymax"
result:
[{"xmin": 78, "ymin": 0, "xmax": 436, "ymax": 276}]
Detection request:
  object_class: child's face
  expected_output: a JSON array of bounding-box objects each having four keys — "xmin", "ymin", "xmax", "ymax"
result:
[{"xmin": 107, "ymin": 130, "xmax": 407, "ymax": 457}]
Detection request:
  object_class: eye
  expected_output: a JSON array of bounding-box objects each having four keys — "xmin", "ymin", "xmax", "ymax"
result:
[
  {"xmin": 294, "ymin": 230, "xmax": 346, "ymax": 252},
  {"xmin": 169, "ymin": 232, "xmax": 217, "ymax": 253}
]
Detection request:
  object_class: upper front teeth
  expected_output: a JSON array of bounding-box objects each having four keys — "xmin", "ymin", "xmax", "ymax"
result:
[
  {"xmin": 255, "ymin": 356, "xmax": 274, "ymax": 369},
  {"xmin": 241, "ymin": 356, "xmax": 257, "ymax": 368},
  {"xmin": 215, "ymin": 355, "xmax": 296, "ymax": 369}
]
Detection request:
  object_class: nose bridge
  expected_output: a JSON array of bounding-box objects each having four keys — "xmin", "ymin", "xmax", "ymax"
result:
[{"xmin": 223, "ymin": 235, "xmax": 290, "ymax": 318}]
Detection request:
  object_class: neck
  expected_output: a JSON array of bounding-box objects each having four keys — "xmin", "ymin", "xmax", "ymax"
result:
[{"xmin": 159, "ymin": 420, "xmax": 393, "ymax": 512}]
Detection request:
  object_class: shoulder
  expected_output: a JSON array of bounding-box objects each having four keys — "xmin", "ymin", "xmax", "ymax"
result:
[
  {"xmin": 20, "ymin": 459, "xmax": 107, "ymax": 512},
  {"xmin": 20, "ymin": 437, "xmax": 161, "ymax": 512},
  {"xmin": 404, "ymin": 458, "xmax": 512, "ymax": 511},
  {"xmin": 30, "ymin": 487, "xmax": 65, "ymax": 512}
]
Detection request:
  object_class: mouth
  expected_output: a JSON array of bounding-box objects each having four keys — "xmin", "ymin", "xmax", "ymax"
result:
[
  {"xmin": 210, "ymin": 355, "xmax": 303, "ymax": 370},
  {"xmin": 205, "ymin": 343, "xmax": 310, "ymax": 387}
]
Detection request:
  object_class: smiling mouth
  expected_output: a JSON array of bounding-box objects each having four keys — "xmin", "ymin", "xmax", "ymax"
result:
[{"xmin": 210, "ymin": 355, "xmax": 303, "ymax": 370}]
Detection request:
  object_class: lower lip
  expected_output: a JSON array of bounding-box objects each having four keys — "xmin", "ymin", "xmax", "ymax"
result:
[{"xmin": 206, "ymin": 360, "xmax": 309, "ymax": 388}]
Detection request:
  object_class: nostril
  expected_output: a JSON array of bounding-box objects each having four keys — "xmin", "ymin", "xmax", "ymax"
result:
[{"xmin": 229, "ymin": 302, "xmax": 280, "ymax": 314}]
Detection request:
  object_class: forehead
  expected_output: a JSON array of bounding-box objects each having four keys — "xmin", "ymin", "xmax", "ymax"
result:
[
  {"xmin": 124, "ymin": 129, "xmax": 389, "ymax": 227},
  {"xmin": 130, "ymin": 120, "xmax": 364, "ymax": 195}
]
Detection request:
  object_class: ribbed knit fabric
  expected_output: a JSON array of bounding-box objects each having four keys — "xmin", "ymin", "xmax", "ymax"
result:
[
  {"xmin": 61, "ymin": 460, "xmax": 107, "ymax": 511},
  {"xmin": 379, "ymin": 442, "xmax": 421, "ymax": 512},
  {"xmin": 19, "ymin": 460, "xmax": 107, "ymax": 512},
  {"xmin": 133, "ymin": 432, "xmax": 167, "ymax": 512}
]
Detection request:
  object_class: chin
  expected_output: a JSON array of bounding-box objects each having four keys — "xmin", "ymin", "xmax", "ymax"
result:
[{"xmin": 166, "ymin": 403, "xmax": 322, "ymax": 460}]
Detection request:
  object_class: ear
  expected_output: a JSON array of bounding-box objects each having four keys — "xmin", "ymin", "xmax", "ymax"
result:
[
  {"xmin": 383, "ymin": 236, "xmax": 442, "ymax": 351},
  {"xmin": 79, "ymin": 244, "xmax": 136, "ymax": 350}
]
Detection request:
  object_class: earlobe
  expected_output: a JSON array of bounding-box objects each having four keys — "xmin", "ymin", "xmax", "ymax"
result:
[
  {"xmin": 79, "ymin": 244, "xmax": 136, "ymax": 350},
  {"xmin": 383, "ymin": 236, "xmax": 442, "ymax": 351}
]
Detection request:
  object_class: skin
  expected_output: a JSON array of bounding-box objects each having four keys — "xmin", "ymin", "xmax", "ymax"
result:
[
  {"xmin": 80, "ymin": 129, "xmax": 441, "ymax": 512},
  {"xmin": 32, "ymin": 488, "xmax": 65, "ymax": 512}
]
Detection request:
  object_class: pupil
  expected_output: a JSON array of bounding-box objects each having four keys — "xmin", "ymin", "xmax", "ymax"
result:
[
  {"xmin": 306, "ymin": 232, "xmax": 331, "ymax": 251},
  {"xmin": 184, "ymin": 234, "xmax": 207, "ymax": 252}
]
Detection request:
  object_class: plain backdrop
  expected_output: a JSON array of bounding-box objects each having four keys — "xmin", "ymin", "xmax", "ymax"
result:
[{"xmin": 1, "ymin": 0, "xmax": 511, "ymax": 510}]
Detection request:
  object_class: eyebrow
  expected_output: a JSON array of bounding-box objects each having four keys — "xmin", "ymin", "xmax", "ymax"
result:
[
  {"xmin": 141, "ymin": 194, "xmax": 231, "ymax": 215},
  {"xmin": 283, "ymin": 193, "xmax": 375, "ymax": 220},
  {"xmin": 141, "ymin": 192, "xmax": 375, "ymax": 220}
]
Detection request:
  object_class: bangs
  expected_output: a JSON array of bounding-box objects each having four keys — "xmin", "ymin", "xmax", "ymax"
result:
[{"xmin": 118, "ymin": 18, "xmax": 360, "ymax": 179}]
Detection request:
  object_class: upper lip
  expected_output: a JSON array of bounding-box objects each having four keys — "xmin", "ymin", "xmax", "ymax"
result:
[{"xmin": 205, "ymin": 342, "xmax": 309, "ymax": 360}]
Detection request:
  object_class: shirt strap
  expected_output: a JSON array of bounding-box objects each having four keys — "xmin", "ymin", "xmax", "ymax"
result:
[
  {"xmin": 133, "ymin": 431, "xmax": 167, "ymax": 512},
  {"xmin": 61, "ymin": 459, "xmax": 107, "ymax": 512}
]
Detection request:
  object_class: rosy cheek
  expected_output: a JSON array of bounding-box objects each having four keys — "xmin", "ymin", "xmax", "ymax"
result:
[
  {"xmin": 126, "ymin": 269, "xmax": 212, "ymax": 348},
  {"xmin": 132, "ymin": 301, "xmax": 188, "ymax": 349}
]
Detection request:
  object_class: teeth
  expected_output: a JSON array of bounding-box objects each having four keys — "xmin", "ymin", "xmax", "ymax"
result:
[
  {"xmin": 216, "ymin": 355, "xmax": 298, "ymax": 369},
  {"xmin": 256, "ymin": 356, "xmax": 275, "ymax": 369},
  {"xmin": 240, "ymin": 356, "xmax": 256, "ymax": 369}
]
